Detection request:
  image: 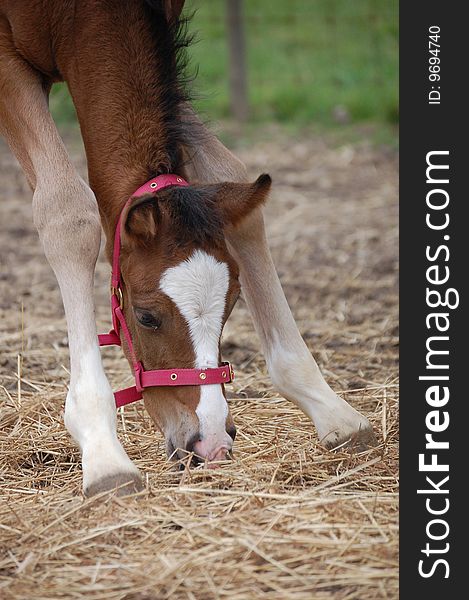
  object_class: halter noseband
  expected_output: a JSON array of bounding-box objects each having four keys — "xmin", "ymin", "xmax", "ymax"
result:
[{"xmin": 98, "ymin": 174, "xmax": 234, "ymax": 409}]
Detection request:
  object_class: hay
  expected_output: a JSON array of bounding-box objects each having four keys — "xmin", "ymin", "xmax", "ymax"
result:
[{"xmin": 0, "ymin": 129, "xmax": 398, "ymax": 599}]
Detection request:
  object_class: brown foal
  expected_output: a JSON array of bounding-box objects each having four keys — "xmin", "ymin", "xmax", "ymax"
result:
[{"xmin": 0, "ymin": 0, "xmax": 375, "ymax": 496}]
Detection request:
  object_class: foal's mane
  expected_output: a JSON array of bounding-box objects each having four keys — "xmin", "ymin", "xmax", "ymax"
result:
[
  {"xmin": 137, "ymin": 1, "xmax": 220, "ymax": 245},
  {"xmin": 142, "ymin": 0, "xmax": 206, "ymax": 172},
  {"xmin": 127, "ymin": 186, "xmax": 224, "ymax": 246},
  {"xmin": 160, "ymin": 186, "xmax": 224, "ymax": 244}
]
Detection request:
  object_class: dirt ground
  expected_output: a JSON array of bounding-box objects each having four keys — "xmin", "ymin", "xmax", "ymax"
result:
[{"xmin": 0, "ymin": 129, "xmax": 398, "ymax": 599}]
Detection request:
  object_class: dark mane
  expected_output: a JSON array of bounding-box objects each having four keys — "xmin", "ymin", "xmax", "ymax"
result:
[
  {"xmin": 161, "ymin": 186, "xmax": 223, "ymax": 245},
  {"xmin": 142, "ymin": 1, "xmax": 206, "ymax": 172},
  {"xmin": 128, "ymin": 186, "xmax": 223, "ymax": 246}
]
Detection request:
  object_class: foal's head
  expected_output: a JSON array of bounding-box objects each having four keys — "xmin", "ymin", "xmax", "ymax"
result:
[{"xmin": 119, "ymin": 175, "xmax": 271, "ymax": 466}]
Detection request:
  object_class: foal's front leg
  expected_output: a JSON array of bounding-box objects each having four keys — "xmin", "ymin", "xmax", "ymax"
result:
[
  {"xmin": 34, "ymin": 180, "xmax": 143, "ymax": 495},
  {"xmin": 0, "ymin": 36, "xmax": 142, "ymax": 494},
  {"xmin": 227, "ymin": 208, "xmax": 376, "ymax": 448},
  {"xmin": 184, "ymin": 132, "xmax": 375, "ymax": 449}
]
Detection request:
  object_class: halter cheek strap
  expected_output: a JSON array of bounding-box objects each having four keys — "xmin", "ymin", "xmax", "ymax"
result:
[{"xmin": 98, "ymin": 174, "xmax": 235, "ymax": 409}]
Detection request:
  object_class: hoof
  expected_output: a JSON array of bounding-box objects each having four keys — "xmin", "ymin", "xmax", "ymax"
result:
[
  {"xmin": 84, "ymin": 471, "xmax": 144, "ymax": 497},
  {"xmin": 322, "ymin": 424, "xmax": 378, "ymax": 452}
]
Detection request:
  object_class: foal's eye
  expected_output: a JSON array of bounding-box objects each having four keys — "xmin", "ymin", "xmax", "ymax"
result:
[{"xmin": 134, "ymin": 308, "xmax": 162, "ymax": 330}]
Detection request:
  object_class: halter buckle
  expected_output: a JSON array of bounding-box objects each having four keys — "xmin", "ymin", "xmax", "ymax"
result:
[
  {"xmin": 111, "ymin": 285, "xmax": 124, "ymax": 309},
  {"xmin": 134, "ymin": 362, "xmax": 144, "ymax": 393},
  {"xmin": 220, "ymin": 361, "xmax": 234, "ymax": 383}
]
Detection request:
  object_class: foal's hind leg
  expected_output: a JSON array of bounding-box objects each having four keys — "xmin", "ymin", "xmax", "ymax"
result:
[
  {"xmin": 184, "ymin": 130, "xmax": 376, "ymax": 449},
  {"xmin": 0, "ymin": 34, "xmax": 142, "ymax": 494}
]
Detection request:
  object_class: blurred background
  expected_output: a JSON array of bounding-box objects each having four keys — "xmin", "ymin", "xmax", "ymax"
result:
[{"xmin": 49, "ymin": 0, "xmax": 398, "ymax": 146}]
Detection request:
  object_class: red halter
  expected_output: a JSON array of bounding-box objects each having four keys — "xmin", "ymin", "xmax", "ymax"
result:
[{"xmin": 98, "ymin": 174, "xmax": 235, "ymax": 409}]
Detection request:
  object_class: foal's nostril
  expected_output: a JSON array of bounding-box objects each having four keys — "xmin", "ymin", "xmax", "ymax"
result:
[
  {"xmin": 227, "ymin": 426, "xmax": 237, "ymax": 441},
  {"xmin": 185, "ymin": 433, "xmax": 201, "ymax": 455},
  {"xmin": 185, "ymin": 434, "xmax": 206, "ymax": 467}
]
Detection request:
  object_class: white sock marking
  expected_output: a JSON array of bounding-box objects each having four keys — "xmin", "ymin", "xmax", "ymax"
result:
[{"xmin": 64, "ymin": 346, "xmax": 138, "ymax": 489}]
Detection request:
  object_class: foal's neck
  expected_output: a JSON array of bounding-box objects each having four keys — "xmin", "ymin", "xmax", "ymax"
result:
[{"xmin": 59, "ymin": 2, "xmax": 190, "ymax": 238}]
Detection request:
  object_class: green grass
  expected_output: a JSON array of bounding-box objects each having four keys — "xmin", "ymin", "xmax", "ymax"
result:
[
  {"xmin": 50, "ymin": 0, "xmax": 398, "ymax": 138},
  {"xmin": 188, "ymin": 0, "xmax": 398, "ymax": 126}
]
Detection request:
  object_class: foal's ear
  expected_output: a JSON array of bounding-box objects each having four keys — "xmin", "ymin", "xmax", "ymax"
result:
[
  {"xmin": 122, "ymin": 195, "xmax": 160, "ymax": 246},
  {"xmin": 217, "ymin": 174, "xmax": 272, "ymax": 227}
]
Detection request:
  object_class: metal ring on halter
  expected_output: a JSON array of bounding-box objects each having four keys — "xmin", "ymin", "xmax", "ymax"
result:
[{"xmin": 111, "ymin": 285, "xmax": 124, "ymax": 309}]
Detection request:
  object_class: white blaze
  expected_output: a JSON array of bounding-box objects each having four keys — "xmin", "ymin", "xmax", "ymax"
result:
[{"xmin": 159, "ymin": 250, "xmax": 230, "ymax": 438}]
